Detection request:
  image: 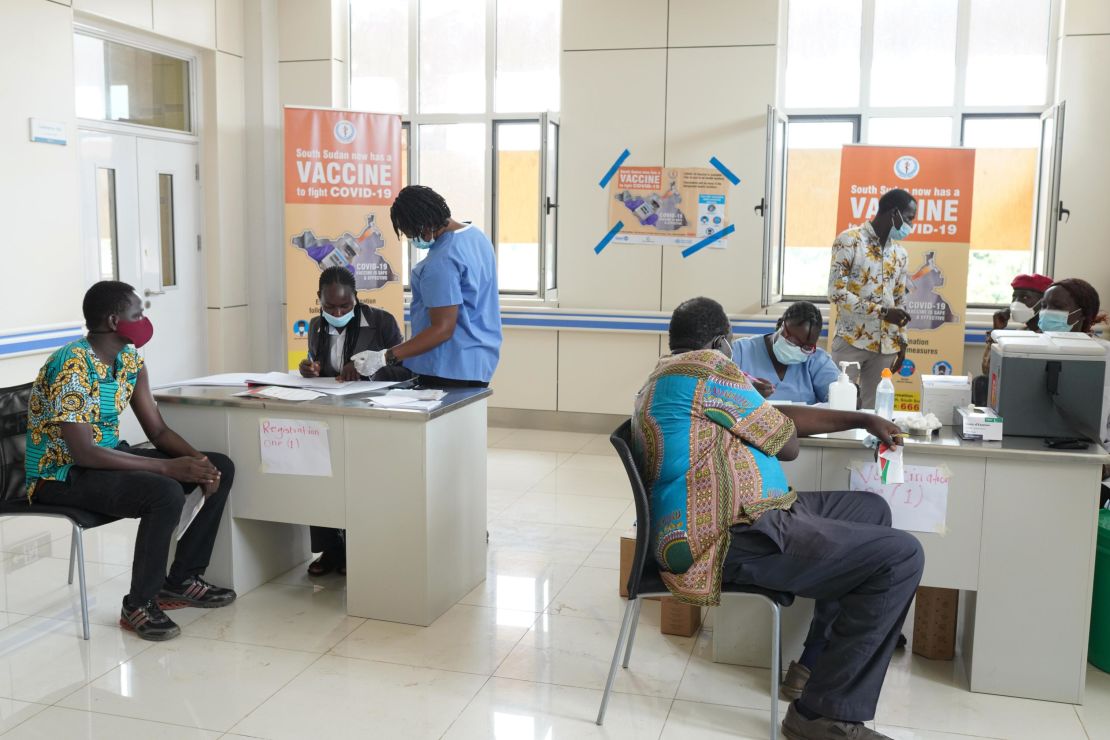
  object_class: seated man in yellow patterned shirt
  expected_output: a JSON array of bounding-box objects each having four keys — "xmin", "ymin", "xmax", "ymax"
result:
[
  {"xmin": 633, "ymin": 297, "xmax": 923, "ymax": 740},
  {"xmin": 26, "ymin": 281, "xmax": 236, "ymax": 641}
]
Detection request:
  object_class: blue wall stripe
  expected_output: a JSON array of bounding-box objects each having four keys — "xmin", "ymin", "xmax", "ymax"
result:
[
  {"xmin": 0, "ymin": 325, "xmax": 83, "ymax": 341},
  {"xmin": 0, "ymin": 334, "xmax": 83, "ymax": 357}
]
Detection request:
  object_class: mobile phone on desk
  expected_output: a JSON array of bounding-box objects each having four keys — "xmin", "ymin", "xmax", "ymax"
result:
[{"xmin": 1043, "ymin": 437, "xmax": 1089, "ymax": 450}]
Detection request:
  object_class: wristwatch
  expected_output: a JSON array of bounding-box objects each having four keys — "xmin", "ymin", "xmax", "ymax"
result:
[{"xmin": 384, "ymin": 348, "xmax": 400, "ymax": 366}]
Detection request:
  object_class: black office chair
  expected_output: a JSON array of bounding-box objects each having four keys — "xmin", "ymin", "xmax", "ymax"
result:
[
  {"xmin": 597, "ymin": 420, "xmax": 794, "ymax": 740},
  {"xmin": 0, "ymin": 382, "xmax": 120, "ymax": 640}
]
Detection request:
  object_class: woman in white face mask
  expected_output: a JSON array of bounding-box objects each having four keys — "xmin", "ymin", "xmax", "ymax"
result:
[{"xmin": 730, "ymin": 301, "xmax": 841, "ymax": 405}]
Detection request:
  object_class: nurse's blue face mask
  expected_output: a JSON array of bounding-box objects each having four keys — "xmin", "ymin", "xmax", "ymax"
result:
[
  {"xmin": 410, "ymin": 229, "xmax": 436, "ymax": 250},
  {"xmin": 323, "ymin": 308, "xmax": 356, "ymax": 328},
  {"xmin": 772, "ymin": 330, "xmax": 809, "ymax": 365}
]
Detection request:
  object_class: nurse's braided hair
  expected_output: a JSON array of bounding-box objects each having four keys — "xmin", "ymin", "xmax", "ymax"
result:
[
  {"xmin": 390, "ymin": 185, "xmax": 451, "ymax": 238},
  {"xmin": 776, "ymin": 301, "xmax": 823, "ymax": 333},
  {"xmin": 313, "ymin": 266, "xmax": 363, "ymax": 372}
]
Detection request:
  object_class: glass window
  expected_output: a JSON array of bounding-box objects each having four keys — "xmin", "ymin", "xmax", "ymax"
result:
[
  {"xmin": 73, "ymin": 34, "xmax": 191, "ymax": 132},
  {"xmin": 870, "ymin": 0, "xmax": 957, "ymax": 107},
  {"xmin": 157, "ymin": 174, "xmax": 176, "ymax": 287},
  {"xmin": 350, "ymin": 0, "xmax": 409, "ymax": 114},
  {"xmin": 495, "ymin": 0, "xmax": 560, "ymax": 113},
  {"xmin": 965, "ymin": 0, "xmax": 1050, "ymax": 106},
  {"xmin": 419, "ymin": 0, "xmax": 485, "ymax": 113},
  {"xmin": 96, "ymin": 168, "xmax": 119, "ymax": 281},
  {"xmin": 866, "ymin": 117, "xmax": 952, "ymax": 146},
  {"xmin": 783, "ymin": 119, "xmax": 857, "ymax": 297},
  {"xmin": 785, "ymin": 0, "xmax": 862, "ymax": 108},
  {"xmin": 962, "ymin": 116, "xmax": 1041, "ymax": 149},
  {"xmin": 495, "ymin": 122, "xmax": 541, "ymax": 293},
  {"xmin": 418, "ymin": 122, "xmax": 486, "ymax": 232}
]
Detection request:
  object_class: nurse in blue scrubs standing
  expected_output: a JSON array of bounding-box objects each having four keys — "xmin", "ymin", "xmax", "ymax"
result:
[
  {"xmin": 374, "ymin": 185, "xmax": 503, "ymax": 387},
  {"xmin": 732, "ymin": 301, "xmax": 839, "ymax": 405}
]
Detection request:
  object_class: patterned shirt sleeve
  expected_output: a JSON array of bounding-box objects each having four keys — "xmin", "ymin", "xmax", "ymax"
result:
[
  {"xmin": 700, "ymin": 376, "xmax": 796, "ymax": 457},
  {"xmin": 45, "ymin": 350, "xmax": 97, "ymax": 425},
  {"xmin": 828, "ymin": 234, "xmax": 881, "ymax": 317},
  {"xmin": 893, "ymin": 249, "xmax": 910, "ymax": 309}
]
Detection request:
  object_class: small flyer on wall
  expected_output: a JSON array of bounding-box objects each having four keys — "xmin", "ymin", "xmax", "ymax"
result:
[{"xmin": 607, "ymin": 167, "xmax": 730, "ymax": 248}]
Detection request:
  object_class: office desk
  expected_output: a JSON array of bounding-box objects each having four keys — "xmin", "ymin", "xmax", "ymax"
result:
[
  {"xmin": 712, "ymin": 427, "xmax": 1110, "ymax": 704},
  {"xmin": 154, "ymin": 386, "xmax": 490, "ymax": 626}
]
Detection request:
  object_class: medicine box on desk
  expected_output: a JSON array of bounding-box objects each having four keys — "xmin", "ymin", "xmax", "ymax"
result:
[
  {"xmin": 954, "ymin": 406, "xmax": 1003, "ymax": 441},
  {"xmin": 920, "ymin": 375, "xmax": 971, "ymax": 425}
]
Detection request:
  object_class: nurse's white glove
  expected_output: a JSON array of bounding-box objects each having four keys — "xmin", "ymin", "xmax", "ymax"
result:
[{"xmin": 351, "ymin": 349, "xmax": 387, "ymax": 378}]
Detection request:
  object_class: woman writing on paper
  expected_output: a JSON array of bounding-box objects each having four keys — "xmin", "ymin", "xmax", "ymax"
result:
[
  {"xmin": 731, "ymin": 302, "xmax": 840, "ymax": 405},
  {"xmin": 298, "ymin": 266, "xmax": 411, "ymax": 576}
]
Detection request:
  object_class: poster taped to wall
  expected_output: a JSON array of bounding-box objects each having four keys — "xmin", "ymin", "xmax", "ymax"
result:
[
  {"xmin": 848, "ymin": 461, "xmax": 950, "ymax": 534},
  {"xmin": 833, "ymin": 146, "xmax": 975, "ymax": 411},
  {"xmin": 283, "ymin": 107, "xmax": 404, "ymax": 371},
  {"xmin": 607, "ymin": 167, "xmax": 730, "ymax": 248}
]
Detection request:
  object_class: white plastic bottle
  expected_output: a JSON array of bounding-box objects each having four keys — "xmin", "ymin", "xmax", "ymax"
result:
[
  {"xmin": 875, "ymin": 368, "xmax": 896, "ymax": 420},
  {"xmin": 828, "ymin": 361, "xmax": 860, "ymax": 411}
]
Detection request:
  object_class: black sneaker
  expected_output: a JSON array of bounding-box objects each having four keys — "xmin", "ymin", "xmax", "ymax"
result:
[
  {"xmin": 157, "ymin": 576, "xmax": 237, "ymax": 609},
  {"xmin": 120, "ymin": 597, "xmax": 181, "ymax": 641}
]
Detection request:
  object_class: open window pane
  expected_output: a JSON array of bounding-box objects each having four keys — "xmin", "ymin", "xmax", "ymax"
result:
[
  {"xmin": 785, "ymin": 0, "xmax": 862, "ymax": 108},
  {"xmin": 400, "ymin": 125, "xmax": 410, "ymax": 287},
  {"xmin": 783, "ymin": 120, "xmax": 857, "ymax": 297},
  {"xmin": 350, "ymin": 0, "xmax": 408, "ymax": 114},
  {"xmin": 871, "ymin": 0, "xmax": 957, "ymax": 107},
  {"xmin": 418, "ymin": 123, "xmax": 486, "ymax": 245},
  {"xmin": 419, "ymin": 0, "xmax": 485, "ymax": 113},
  {"xmin": 495, "ymin": 123, "xmax": 540, "ymax": 293},
  {"xmin": 496, "ymin": 0, "xmax": 560, "ymax": 113},
  {"xmin": 74, "ymin": 34, "xmax": 191, "ymax": 132},
  {"xmin": 966, "ymin": 0, "xmax": 1049, "ymax": 106},
  {"xmin": 866, "ymin": 117, "xmax": 952, "ymax": 146}
]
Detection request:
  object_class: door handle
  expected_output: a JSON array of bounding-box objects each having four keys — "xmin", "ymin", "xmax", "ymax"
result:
[
  {"xmin": 545, "ymin": 196, "xmax": 558, "ymax": 215},
  {"xmin": 144, "ymin": 289, "xmax": 165, "ymax": 297},
  {"xmin": 1059, "ymin": 201, "xmax": 1070, "ymax": 222},
  {"xmin": 754, "ymin": 198, "xmax": 766, "ymax": 217}
]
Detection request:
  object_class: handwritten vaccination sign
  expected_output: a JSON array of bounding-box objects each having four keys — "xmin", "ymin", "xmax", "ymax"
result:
[
  {"xmin": 259, "ymin": 418, "xmax": 333, "ymax": 477},
  {"xmin": 848, "ymin": 462, "xmax": 951, "ymax": 534}
]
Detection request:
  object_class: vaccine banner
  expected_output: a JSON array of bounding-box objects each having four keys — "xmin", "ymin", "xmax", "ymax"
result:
[
  {"xmin": 607, "ymin": 166, "xmax": 730, "ymax": 248},
  {"xmin": 283, "ymin": 106, "xmax": 403, "ymax": 370},
  {"xmin": 834, "ymin": 145, "xmax": 975, "ymax": 411}
]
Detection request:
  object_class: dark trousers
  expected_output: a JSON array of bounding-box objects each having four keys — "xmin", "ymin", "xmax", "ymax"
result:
[
  {"xmin": 415, "ymin": 374, "xmax": 489, "ymax": 389},
  {"xmin": 722, "ymin": 490, "xmax": 924, "ymax": 723},
  {"xmin": 34, "ymin": 448, "xmax": 235, "ymax": 604},
  {"xmin": 310, "ymin": 526, "xmax": 345, "ymax": 556}
]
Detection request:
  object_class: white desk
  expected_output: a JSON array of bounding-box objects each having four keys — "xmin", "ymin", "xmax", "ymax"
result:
[
  {"xmin": 154, "ymin": 385, "xmax": 490, "ymax": 626},
  {"xmin": 712, "ymin": 427, "xmax": 1110, "ymax": 704}
]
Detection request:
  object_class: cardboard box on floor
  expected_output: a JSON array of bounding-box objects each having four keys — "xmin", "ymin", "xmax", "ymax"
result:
[
  {"xmin": 913, "ymin": 586, "xmax": 958, "ymax": 660},
  {"xmin": 618, "ymin": 530, "xmax": 701, "ymax": 637}
]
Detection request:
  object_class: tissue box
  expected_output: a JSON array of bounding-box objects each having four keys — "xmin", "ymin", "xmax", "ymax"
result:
[
  {"xmin": 920, "ymin": 375, "xmax": 972, "ymax": 426},
  {"xmin": 954, "ymin": 405, "xmax": 1003, "ymax": 441}
]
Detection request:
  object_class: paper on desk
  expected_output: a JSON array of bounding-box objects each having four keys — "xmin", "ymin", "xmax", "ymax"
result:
[
  {"xmin": 245, "ymin": 372, "xmax": 400, "ymax": 396},
  {"xmin": 176, "ymin": 490, "xmax": 205, "ymax": 541},
  {"xmin": 235, "ymin": 386, "xmax": 325, "ymax": 401},
  {"xmin": 384, "ymin": 389, "xmax": 446, "ymax": 401},
  {"xmin": 848, "ymin": 462, "xmax": 950, "ymax": 534},
  {"xmin": 367, "ymin": 396, "xmax": 441, "ymax": 410},
  {"xmin": 155, "ymin": 372, "xmax": 258, "ymax": 389}
]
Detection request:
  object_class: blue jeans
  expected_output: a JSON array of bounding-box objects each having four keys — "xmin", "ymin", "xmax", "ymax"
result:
[{"xmin": 34, "ymin": 447, "xmax": 234, "ymax": 603}]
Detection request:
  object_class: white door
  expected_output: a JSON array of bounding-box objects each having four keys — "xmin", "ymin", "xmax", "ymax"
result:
[{"xmin": 79, "ymin": 130, "xmax": 205, "ymax": 438}]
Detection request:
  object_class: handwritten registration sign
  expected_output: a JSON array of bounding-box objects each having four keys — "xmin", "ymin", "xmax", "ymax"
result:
[
  {"xmin": 848, "ymin": 463, "xmax": 950, "ymax": 534},
  {"xmin": 259, "ymin": 418, "xmax": 332, "ymax": 477}
]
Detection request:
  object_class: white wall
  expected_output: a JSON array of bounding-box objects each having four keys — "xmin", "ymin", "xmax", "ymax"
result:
[{"xmin": 1054, "ymin": 0, "xmax": 1110, "ymax": 300}]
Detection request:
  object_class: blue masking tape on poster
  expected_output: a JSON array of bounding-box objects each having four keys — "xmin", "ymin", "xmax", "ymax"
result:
[
  {"xmin": 598, "ymin": 149, "xmax": 631, "ymax": 188},
  {"xmin": 594, "ymin": 221, "xmax": 625, "ymax": 254},
  {"xmin": 709, "ymin": 156, "xmax": 740, "ymax": 185},
  {"xmin": 681, "ymin": 223, "xmax": 735, "ymax": 258}
]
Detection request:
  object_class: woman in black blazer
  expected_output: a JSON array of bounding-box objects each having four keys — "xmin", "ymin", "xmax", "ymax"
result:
[{"xmin": 298, "ymin": 266, "xmax": 410, "ymax": 575}]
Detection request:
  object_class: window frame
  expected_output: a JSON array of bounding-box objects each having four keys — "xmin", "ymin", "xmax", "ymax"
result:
[
  {"xmin": 775, "ymin": 0, "xmax": 1061, "ymax": 307},
  {"xmin": 350, "ymin": 0, "xmax": 559, "ymax": 300}
]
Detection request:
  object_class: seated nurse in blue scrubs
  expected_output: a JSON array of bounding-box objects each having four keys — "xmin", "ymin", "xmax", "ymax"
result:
[{"xmin": 731, "ymin": 301, "xmax": 839, "ymax": 404}]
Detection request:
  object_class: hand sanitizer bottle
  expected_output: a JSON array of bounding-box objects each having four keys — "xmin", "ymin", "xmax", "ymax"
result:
[{"xmin": 828, "ymin": 361, "xmax": 860, "ymax": 411}]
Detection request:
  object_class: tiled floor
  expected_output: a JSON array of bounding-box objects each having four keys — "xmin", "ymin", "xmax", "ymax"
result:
[{"xmin": 0, "ymin": 426, "xmax": 1106, "ymax": 738}]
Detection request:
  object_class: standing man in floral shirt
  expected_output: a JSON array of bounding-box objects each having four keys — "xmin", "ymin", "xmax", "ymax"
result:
[{"xmin": 828, "ymin": 189, "xmax": 915, "ymax": 408}]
